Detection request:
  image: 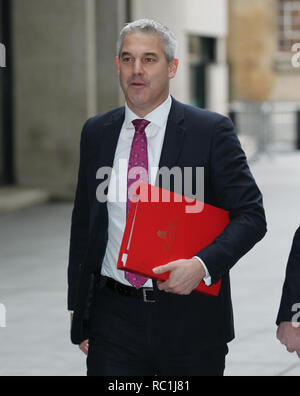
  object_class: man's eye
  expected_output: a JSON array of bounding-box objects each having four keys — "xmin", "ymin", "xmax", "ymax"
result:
[
  {"xmin": 145, "ymin": 58, "xmax": 155, "ymax": 63},
  {"xmin": 122, "ymin": 57, "xmax": 133, "ymax": 63}
]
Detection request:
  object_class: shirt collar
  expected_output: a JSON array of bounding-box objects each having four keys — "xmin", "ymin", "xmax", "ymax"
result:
[{"xmin": 124, "ymin": 95, "xmax": 172, "ymax": 131}]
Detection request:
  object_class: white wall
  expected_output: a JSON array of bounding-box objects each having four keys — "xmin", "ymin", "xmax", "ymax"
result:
[
  {"xmin": 186, "ymin": 0, "xmax": 227, "ymax": 37},
  {"xmin": 207, "ymin": 63, "xmax": 229, "ymax": 115}
]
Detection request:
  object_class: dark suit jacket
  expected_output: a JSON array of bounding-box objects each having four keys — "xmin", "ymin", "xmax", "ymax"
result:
[
  {"xmin": 277, "ymin": 226, "xmax": 300, "ymax": 324},
  {"xmin": 68, "ymin": 97, "xmax": 267, "ymax": 346}
]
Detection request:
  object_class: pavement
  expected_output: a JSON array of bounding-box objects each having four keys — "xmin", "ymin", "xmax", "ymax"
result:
[
  {"xmin": 0, "ymin": 187, "xmax": 50, "ymax": 213},
  {"xmin": 0, "ymin": 151, "xmax": 300, "ymax": 376},
  {"xmin": 226, "ymin": 151, "xmax": 300, "ymax": 376}
]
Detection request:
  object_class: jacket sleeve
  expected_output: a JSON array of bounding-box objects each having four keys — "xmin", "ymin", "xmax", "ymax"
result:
[
  {"xmin": 276, "ymin": 226, "xmax": 300, "ymax": 324},
  {"xmin": 67, "ymin": 120, "xmax": 91, "ymax": 311},
  {"xmin": 195, "ymin": 116, "xmax": 267, "ymax": 284}
]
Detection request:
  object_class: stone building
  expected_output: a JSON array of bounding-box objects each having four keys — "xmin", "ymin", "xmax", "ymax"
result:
[
  {"xmin": 228, "ymin": 0, "xmax": 300, "ymax": 102},
  {"xmin": 228, "ymin": 0, "xmax": 300, "ymax": 151}
]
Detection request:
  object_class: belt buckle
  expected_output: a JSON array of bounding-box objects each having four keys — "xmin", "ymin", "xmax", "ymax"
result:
[{"xmin": 142, "ymin": 287, "xmax": 155, "ymax": 303}]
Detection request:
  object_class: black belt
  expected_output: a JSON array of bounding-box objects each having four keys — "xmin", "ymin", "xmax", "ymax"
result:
[{"xmin": 106, "ymin": 277, "xmax": 156, "ymax": 303}]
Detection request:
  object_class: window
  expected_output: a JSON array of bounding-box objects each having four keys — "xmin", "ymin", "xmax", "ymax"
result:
[{"xmin": 278, "ymin": 0, "xmax": 300, "ymax": 52}]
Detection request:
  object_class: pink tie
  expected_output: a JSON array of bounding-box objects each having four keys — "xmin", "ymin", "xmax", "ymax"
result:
[{"xmin": 125, "ymin": 119, "xmax": 150, "ymax": 289}]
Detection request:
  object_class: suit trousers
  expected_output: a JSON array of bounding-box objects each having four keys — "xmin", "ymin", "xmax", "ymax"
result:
[{"xmin": 87, "ymin": 281, "xmax": 228, "ymax": 376}]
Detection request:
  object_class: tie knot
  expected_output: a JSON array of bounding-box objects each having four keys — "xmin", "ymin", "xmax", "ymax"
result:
[{"xmin": 132, "ymin": 119, "xmax": 150, "ymax": 134}]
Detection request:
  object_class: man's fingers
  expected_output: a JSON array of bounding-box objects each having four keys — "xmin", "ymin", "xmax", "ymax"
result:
[
  {"xmin": 286, "ymin": 346, "xmax": 295, "ymax": 353},
  {"xmin": 153, "ymin": 266, "xmax": 169, "ymax": 275},
  {"xmin": 156, "ymin": 278, "xmax": 192, "ymax": 295},
  {"xmin": 153, "ymin": 262, "xmax": 175, "ymax": 275},
  {"xmin": 80, "ymin": 346, "xmax": 89, "ymax": 356},
  {"xmin": 157, "ymin": 279, "xmax": 171, "ymax": 292},
  {"xmin": 79, "ymin": 340, "xmax": 89, "ymax": 356}
]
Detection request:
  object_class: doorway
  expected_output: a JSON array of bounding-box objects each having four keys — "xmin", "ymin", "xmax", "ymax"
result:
[{"xmin": 189, "ymin": 36, "xmax": 217, "ymax": 109}]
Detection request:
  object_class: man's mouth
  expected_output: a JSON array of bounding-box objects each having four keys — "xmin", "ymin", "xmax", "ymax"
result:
[{"xmin": 130, "ymin": 82, "xmax": 146, "ymax": 87}]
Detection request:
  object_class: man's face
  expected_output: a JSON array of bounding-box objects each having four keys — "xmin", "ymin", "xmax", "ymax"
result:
[{"xmin": 116, "ymin": 32, "xmax": 178, "ymax": 116}]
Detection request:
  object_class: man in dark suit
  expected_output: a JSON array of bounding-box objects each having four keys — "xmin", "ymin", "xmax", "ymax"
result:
[
  {"xmin": 68, "ymin": 19, "xmax": 267, "ymax": 376},
  {"xmin": 277, "ymin": 226, "xmax": 300, "ymax": 358}
]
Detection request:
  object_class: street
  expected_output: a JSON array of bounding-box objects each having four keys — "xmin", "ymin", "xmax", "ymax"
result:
[{"xmin": 0, "ymin": 152, "xmax": 300, "ymax": 376}]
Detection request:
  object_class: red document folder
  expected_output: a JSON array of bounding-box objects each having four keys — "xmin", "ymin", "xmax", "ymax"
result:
[{"xmin": 117, "ymin": 183, "xmax": 229, "ymax": 296}]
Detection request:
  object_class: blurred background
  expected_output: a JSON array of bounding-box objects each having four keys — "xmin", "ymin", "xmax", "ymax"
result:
[{"xmin": 0, "ymin": 0, "xmax": 300, "ymax": 376}]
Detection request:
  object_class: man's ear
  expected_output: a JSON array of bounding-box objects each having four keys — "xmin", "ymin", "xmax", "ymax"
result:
[
  {"xmin": 168, "ymin": 58, "xmax": 179, "ymax": 79},
  {"xmin": 115, "ymin": 56, "xmax": 120, "ymax": 76}
]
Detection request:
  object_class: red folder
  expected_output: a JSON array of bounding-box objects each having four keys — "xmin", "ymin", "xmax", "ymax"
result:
[{"xmin": 117, "ymin": 183, "xmax": 229, "ymax": 296}]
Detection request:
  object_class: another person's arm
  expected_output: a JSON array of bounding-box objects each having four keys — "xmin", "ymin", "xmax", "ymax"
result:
[{"xmin": 276, "ymin": 226, "xmax": 300, "ymax": 357}]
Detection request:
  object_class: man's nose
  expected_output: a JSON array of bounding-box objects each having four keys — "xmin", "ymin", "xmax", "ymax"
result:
[{"xmin": 133, "ymin": 59, "xmax": 144, "ymax": 74}]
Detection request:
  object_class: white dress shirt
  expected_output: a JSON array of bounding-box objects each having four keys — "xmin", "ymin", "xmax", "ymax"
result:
[{"xmin": 101, "ymin": 95, "xmax": 211, "ymax": 287}]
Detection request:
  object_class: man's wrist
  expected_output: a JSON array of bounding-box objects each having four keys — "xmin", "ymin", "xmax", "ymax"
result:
[{"xmin": 192, "ymin": 256, "xmax": 212, "ymax": 286}]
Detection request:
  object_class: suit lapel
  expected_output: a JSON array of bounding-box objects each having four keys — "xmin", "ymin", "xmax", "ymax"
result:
[
  {"xmin": 98, "ymin": 107, "xmax": 125, "ymax": 170},
  {"xmin": 155, "ymin": 97, "xmax": 186, "ymax": 186},
  {"xmin": 91, "ymin": 108, "xmax": 125, "ymax": 232}
]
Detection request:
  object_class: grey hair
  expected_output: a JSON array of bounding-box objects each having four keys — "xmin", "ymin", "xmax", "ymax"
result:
[{"xmin": 117, "ymin": 19, "xmax": 178, "ymax": 62}]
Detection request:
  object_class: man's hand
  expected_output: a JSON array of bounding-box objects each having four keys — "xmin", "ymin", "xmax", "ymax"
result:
[
  {"xmin": 70, "ymin": 312, "xmax": 74, "ymax": 331},
  {"xmin": 153, "ymin": 258, "xmax": 206, "ymax": 295},
  {"xmin": 70, "ymin": 313, "xmax": 89, "ymax": 356},
  {"xmin": 79, "ymin": 339, "xmax": 89, "ymax": 356},
  {"xmin": 277, "ymin": 322, "xmax": 300, "ymax": 358}
]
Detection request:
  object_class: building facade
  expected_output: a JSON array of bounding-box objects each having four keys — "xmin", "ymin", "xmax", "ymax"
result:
[
  {"xmin": 228, "ymin": 0, "xmax": 300, "ymax": 150},
  {"xmin": 228, "ymin": 0, "xmax": 300, "ymax": 102},
  {"xmin": 0, "ymin": 0, "xmax": 228, "ymax": 199}
]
